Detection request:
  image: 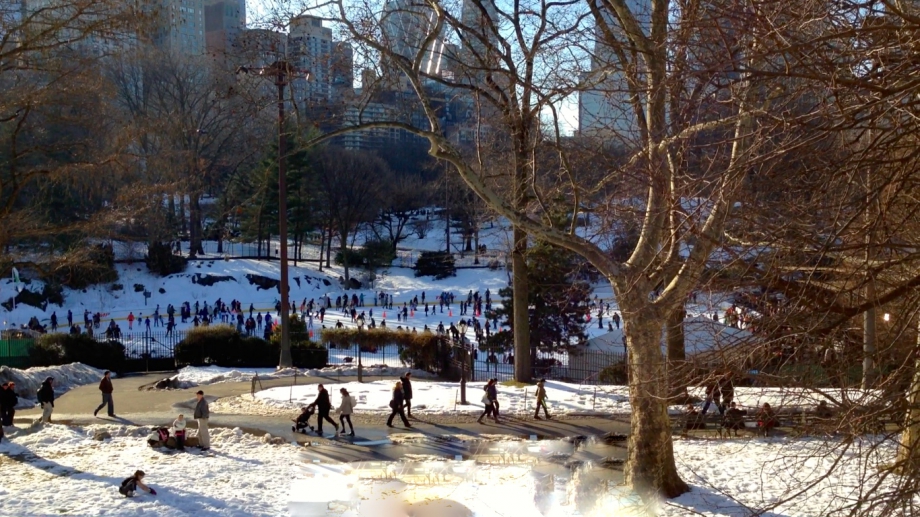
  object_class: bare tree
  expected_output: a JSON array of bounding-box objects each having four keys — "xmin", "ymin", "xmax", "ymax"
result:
[
  {"xmin": 289, "ymin": 0, "xmax": 839, "ymax": 499},
  {"xmin": 314, "ymin": 147, "xmax": 387, "ymax": 286}
]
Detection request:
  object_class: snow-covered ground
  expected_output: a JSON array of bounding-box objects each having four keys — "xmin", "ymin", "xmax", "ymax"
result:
[
  {"xmin": 667, "ymin": 436, "xmax": 902, "ymax": 516},
  {"xmin": 0, "ymin": 424, "xmax": 909, "ymax": 517},
  {"xmin": 250, "ymin": 380, "xmax": 874, "ymax": 417},
  {"xmin": 0, "ymin": 362, "xmax": 105, "ymax": 408}
]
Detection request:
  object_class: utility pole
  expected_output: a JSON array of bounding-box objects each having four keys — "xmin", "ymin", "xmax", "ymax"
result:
[{"xmin": 237, "ymin": 62, "xmax": 310, "ymax": 369}]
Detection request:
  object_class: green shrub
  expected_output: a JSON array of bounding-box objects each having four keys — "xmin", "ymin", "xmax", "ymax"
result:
[
  {"xmin": 146, "ymin": 241, "xmax": 187, "ymax": 276},
  {"xmin": 176, "ymin": 324, "xmax": 328, "ymax": 368},
  {"xmin": 320, "ymin": 328, "xmax": 447, "ymax": 372},
  {"xmin": 414, "ymin": 251, "xmax": 456, "ymax": 279},
  {"xmin": 333, "ymin": 248, "xmax": 364, "ymax": 268},
  {"xmin": 31, "ymin": 333, "xmax": 126, "ymax": 372},
  {"xmin": 597, "ymin": 361, "xmax": 628, "ymax": 385}
]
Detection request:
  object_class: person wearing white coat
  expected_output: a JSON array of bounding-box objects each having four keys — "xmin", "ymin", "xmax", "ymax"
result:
[
  {"xmin": 337, "ymin": 388, "xmax": 356, "ymax": 436},
  {"xmin": 173, "ymin": 414, "xmax": 187, "ymax": 450}
]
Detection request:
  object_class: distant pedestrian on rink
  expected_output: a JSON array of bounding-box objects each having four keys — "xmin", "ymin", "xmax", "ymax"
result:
[{"xmin": 93, "ymin": 370, "xmax": 115, "ymax": 417}]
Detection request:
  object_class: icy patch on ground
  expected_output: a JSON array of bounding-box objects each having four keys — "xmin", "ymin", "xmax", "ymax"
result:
[{"xmin": 0, "ymin": 362, "xmax": 105, "ymax": 408}]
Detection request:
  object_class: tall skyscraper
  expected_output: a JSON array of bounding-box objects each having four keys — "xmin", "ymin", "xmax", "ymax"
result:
[
  {"xmin": 380, "ymin": 0, "xmax": 447, "ymax": 84},
  {"xmin": 578, "ymin": 0, "xmax": 650, "ymax": 147},
  {"xmin": 151, "ymin": 0, "xmax": 206, "ymax": 55},
  {"xmin": 203, "ymin": 0, "xmax": 244, "ymax": 59},
  {"xmin": 288, "ymin": 15, "xmax": 345, "ymax": 105}
]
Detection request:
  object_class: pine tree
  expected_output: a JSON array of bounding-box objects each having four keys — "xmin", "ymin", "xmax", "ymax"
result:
[{"xmin": 485, "ymin": 242, "xmax": 593, "ymax": 353}]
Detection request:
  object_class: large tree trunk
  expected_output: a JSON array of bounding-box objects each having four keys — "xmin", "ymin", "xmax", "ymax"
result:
[
  {"xmin": 896, "ymin": 321, "xmax": 920, "ymax": 474},
  {"xmin": 326, "ymin": 226, "xmax": 333, "ymax": 267},
  {"xmin": 340, "ymin": 231, "xmax": 350, "ymax": 287},
  {"xmin": 188, "ymin": 192, "xmax": 204, "ymax": 257},
  {"xmin": 512, "ymin": 226, "xmax": 532, "ymax": 382},
  {"xmin": 318, "ymin": 226, "xmax": 325, "ymax": 272},
  {"xmin": 179, "ymin": 195, "xmax": 187, "ymax": 234},
  {"xmin": 624, "ymin": 310, "xmax": 690, "ymax": 498},
  {"xmin": 667, "ymin": 307, "xmax": 689, "ymax": 401}
]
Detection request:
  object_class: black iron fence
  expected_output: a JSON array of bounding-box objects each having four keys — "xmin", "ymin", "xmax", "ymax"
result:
[
  {"xmin": 464, "ymin": 347, "xmax": 628, "ymax": 385},
  {"xmin": 2, "ymin": 328, "xmax": 627, "ymax": 385}
]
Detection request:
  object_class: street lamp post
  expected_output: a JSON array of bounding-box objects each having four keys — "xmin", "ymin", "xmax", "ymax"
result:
[{"xmin": 237, "ymin": 62, "xmax": 310, "ymax": 368}]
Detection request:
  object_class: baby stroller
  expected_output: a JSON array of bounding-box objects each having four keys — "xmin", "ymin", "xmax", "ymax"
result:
[{"xmin": 292, "ymin": 405, "xmax": 316, "ymax": 434}]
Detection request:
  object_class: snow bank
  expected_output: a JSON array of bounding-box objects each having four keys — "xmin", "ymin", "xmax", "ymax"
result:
[
  {"xmin": 255, "ymin": 380, "xmax": 633, "ymax": 416},
  {"xmin": 173, "ymin": 365, "xmax": 437, "ymax": 388},
  {"xmin": 305, "ymin": 364, "xmax": 438, "ymax": 379},
  {"xmin": 0, "ymin": 362, "xmax": 105, "ymax": 407},
  {"xmin": 668, "ymin": 436, "xmax": 902, "ymax": 516},
  {"xmin": 174, "ymin": 366, "xmax": 300, "ymax": 386}
]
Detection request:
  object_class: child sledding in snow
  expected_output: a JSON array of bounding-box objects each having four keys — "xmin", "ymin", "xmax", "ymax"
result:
[
  {"xmin": 119, "ymin": 470, "xmax": 156, "ymax": 497},
  {"xmin": 292, "ymin": 406, "xmax": 315, "ymax": 434}
]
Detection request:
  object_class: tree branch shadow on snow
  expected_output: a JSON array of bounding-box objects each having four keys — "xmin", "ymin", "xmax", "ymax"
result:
[
  {"xmin": 0, "ymin": 441, "xmax": 122, "ymax": 487},
  {"xmin": 663, "ymin": 486, "xmax": 792, "ymax": 517}
]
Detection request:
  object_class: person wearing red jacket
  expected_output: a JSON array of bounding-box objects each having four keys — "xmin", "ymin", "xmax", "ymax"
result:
[{"xmin": 94, "ymin": 371, "xmax": 115, "ymax": 417}]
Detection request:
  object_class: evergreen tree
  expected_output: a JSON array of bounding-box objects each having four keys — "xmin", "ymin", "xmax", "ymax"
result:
[{"xmin": 485, "ymin": 242, "xmax": 593, "ymax": 352}]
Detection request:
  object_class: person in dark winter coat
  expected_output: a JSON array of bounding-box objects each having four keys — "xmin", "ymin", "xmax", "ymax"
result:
[
  {"xmin": 93, "ymin": 371, "xmax": 115, "ymax": 417},
  {"xmin": 118, "ymin": 470, "xmax": 155, "ymax": 497},
  {"xmin": 399, "ymin": 372, "xmax": 414, "ymax": 418},
  {"xmin": 37, "ymin": 377, "xmax": 55, "ymax": 423},
  {"xmin": 477, "ymin": 379, "xmax": 499, "ymax": 424},
  {"xmin": 193, "ymin": 390, "xmax": 210, "ymax": 450},
  {"xmin": 310, "ymin": 384, "xmax": 338, "ymax": 435},
  {"xmin": 1, "ymin": 382, "xmax": 18, "ymax": 426},
  {"xmin": 387, "ymin": 381, "xmax": 412, "ymax": 428},
  {"xmin": 722, "ymin": 402, "xmax": 748, "ymax": 437}
]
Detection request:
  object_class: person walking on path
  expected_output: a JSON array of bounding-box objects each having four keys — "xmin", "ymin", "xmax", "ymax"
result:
[
  {"xmin": 399, "ymin": 372, "xmax": 414, "ymax": 418},
  {"xmin": 93, "ymin": 371, "xmax": 116, "ymax": 417},
  {"xmin": 337, "ymin": 388, "xmax": 356, "ymax": 436},
  {"xmin": 1, "ymin": 382, "xmax": 18, "ymax": 426},
  {"xmin": 311, "ymin": 384, "xmax": 338, "ymax": 435},
  {"xmin": 193, "ymin": 390, "xmax": 210, "ymax": 450},
  {"xmin": 533, "ymin": 379, "xmax": 551, "ymax": 420},
  {"xmin": 173, "ymin": 414, "xmax": 187, "ymax": 450},
  {"xmin": 37, "ymin": 377, "xmax": 55, "ymax": 424},
  {"xmin": 118, "ymin": 470, "xmax": 156, "ymax": 497},
  {"xmin": 387, "ymin": 381, "xmax": 412, "ymax": 428},
  {"xmin": 478, "ymin": 379, "xmax": 499, "ymax": 424}
]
